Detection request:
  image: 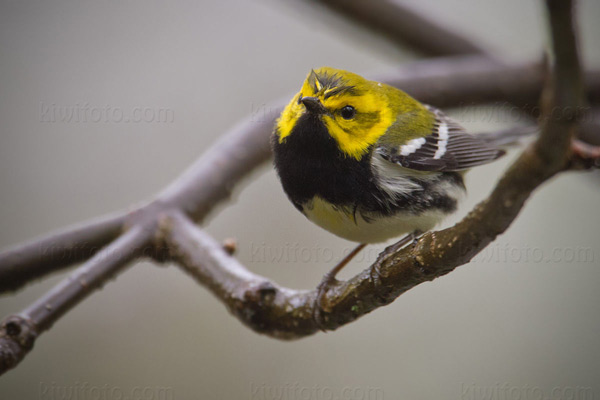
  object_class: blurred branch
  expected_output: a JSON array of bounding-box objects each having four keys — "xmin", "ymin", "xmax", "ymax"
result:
[
  {"xmin": 1, "ymin": 0, "xmax": 598, "ymax": 376},
  {"xmin": 0, "ymin": 226, "xmax": 152, "ymax": 373},
  {"xmin": 579, "ymin": 108, "xmax": 600, "ymax": 145},
  {"xmin": 536, "ymin": 0, "xmax": 584, "ymax": 164},
  {"xmin": 319, "ymin": 0, "xmax": 493, "ymax": 58},
  {"xmin": 378, "ymin": 56, "xmax": 544, "ymax": 107},
  {"xmin": 0, "ymin": 210, "xmax": 128, "ymax": 293}
]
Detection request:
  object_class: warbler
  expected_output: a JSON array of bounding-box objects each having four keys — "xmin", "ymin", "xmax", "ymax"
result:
[{"xmin": 271, "ymin": 67, "xmax": 513, "ymax": 319}]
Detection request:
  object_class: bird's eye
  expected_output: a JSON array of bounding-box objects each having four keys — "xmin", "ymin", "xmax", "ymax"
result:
[{"xmin": 340, "ymin": 105, "xmax": 356, "ymax": 120}]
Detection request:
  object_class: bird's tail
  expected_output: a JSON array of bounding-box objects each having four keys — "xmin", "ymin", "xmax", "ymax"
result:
[
  {"xmin": 478, "ymin": 125, "xmax": 600, "ymax": 169},
  {"xmin": 477, "ymin": 126, "xmax": 538, "ymax": 148}
]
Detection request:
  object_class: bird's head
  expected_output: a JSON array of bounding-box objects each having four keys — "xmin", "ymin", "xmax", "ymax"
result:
[{"xmin": 275, "ymin": 67, "xmax": 422, "ymax": 160}]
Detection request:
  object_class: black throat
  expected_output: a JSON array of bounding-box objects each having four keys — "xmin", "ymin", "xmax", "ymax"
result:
[{"xmin": 272, "ymin": 113, "xmax": 378, "ymax": 211}]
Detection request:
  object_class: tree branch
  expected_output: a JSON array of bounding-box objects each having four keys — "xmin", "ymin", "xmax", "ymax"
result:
[
  {"xmin": 161, "ymin": 211, "xmax": 316, "ymax": 339},
  {"xmin": 0, "ymin": 211, "xmax": 128, "ymax": 293},
  {"xmin": 378, "ymin": 56, "xmax": 544, "ymax": 107},
  {"xmin": 0, "ymin": 226, "xmax": 152, "ymax": 373},
  {"xmin": 536, "ymin": 0, "xmax": 585, "ymax": 164},
  {"xmin": 319, "ymin": 0, "xmax": 493, "ymax": 58},
  {"xmin": 155, "ymin": 116, "xmax": 274, "ymax": 223},
  {"xmin": 160, "ymin": 143, "xmax": 588, "ymax": 337}
]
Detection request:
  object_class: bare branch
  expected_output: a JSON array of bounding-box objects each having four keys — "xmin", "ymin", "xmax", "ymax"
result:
[
  {"xmin": 579, "ymin": 108, "xmax": 600, "ymax": 145},
  {"xmin": 160, "ymin": 139, "xmax": 592, "ymax": 338},
  {"xmin": 0, "ymin": 211, "xmax": 127, "ymax": 294},
  {"xmin": 156, "ymin": 115, "xmax": 274, "ymax": 223},
  {"xmin": 161, "ymin": 141, "xmax": 595, "ymax": 338},
  {"xmin": 319, "ymin": 0, "xmax": 492, "ymax": 58},
  {"xmin": 536, "ymin": 0, "xmax": 585, "ymax": 164},
  {"xmin": 161, "ymin": 211, "xmax": 316, "ymax": 339},
  {"xmin": 0, "ymin": 225, "xmax": 152, "ymax": 374},
  {"xmin": 377, "ymin": 56, "xmax": 543, "ymax": 107},
  {"xmin": 547, "ymin": 0, "xmax": 585, "ymax": 110}
]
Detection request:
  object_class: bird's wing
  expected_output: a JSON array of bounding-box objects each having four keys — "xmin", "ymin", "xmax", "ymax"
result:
[{"xmin": 376, "ymin": 105, "xmax": 505, "ymax": 172}]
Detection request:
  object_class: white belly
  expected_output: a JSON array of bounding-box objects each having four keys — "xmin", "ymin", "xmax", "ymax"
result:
[{"xmin": 302, "ymin": 196, "xmax": 448, "ymax": 244}]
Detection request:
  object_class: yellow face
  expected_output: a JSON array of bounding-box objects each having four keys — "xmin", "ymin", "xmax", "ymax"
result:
[{"xmin": 275, "ymin": 67, "xmax": 398, "ymax": 160}]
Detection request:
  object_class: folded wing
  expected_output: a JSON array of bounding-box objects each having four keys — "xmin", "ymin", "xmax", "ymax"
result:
[{"xmin": 377, "ymin": 105, "xmax": 504, "ymax": 172}]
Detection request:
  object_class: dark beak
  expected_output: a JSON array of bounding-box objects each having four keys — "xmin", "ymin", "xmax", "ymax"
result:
[{"xmin": 300, "ymin": 96, "xmax": 326, "ymax": 115}]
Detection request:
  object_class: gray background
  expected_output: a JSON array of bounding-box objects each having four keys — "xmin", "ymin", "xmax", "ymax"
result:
[{"xmin": 1, "ymin": 0, "xmax": 599, "ymax": 398}]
